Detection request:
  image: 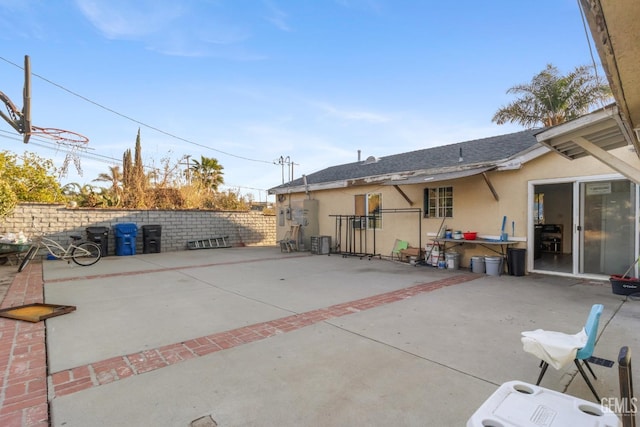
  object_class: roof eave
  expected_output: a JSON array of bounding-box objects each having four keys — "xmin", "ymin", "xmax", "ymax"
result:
[
  {"xmin": 579, "ymin": 0, "xmax": 640, "ymax": 157},
  {"xmin": 268, "ymin": 180, "xmax": 348, "ymax": 195},
  {"xmin": 495, "ymin": 144, "xmax": 551, "ymax": 171},
  {"xmin": 535, "ymin": 106, "xmax": 632, "ymax": 160}
]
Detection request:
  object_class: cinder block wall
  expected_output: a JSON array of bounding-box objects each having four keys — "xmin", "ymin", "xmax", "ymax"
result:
[{"xmin": 0, "ymin": 203, "xmax": 276, "ymax": 255}]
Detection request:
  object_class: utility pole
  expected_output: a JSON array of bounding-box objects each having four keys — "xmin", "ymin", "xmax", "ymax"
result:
[
  {"xmin": 274, "ymin": 156, "xmax": 291, "ymax": 184},
  {"xmin": 179, "ymin": 155, "xmax": 192, "ymax": 184}
]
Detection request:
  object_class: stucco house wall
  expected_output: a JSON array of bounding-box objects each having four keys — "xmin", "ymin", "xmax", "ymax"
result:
[{"xmin": 274, "ymin": 145, "xmax": 638, "ymax": 269}]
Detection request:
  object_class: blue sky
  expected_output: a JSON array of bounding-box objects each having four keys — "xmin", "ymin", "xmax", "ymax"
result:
[{"xmin": 0, "ymin": 0, "xmax": 603, "ymax": 202}]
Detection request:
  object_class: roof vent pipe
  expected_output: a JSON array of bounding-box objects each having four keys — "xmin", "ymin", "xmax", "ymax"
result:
[
  {"xmin": 458, "ymin": 147, "xmax": 463, "ymax": 163},
  {"xmin": 303, "ymin": 174, "xmax": 309, "ymax": 195},
  {"xmin": 357, "ymin": 150, "xmax": 361, "ymax": 161}
]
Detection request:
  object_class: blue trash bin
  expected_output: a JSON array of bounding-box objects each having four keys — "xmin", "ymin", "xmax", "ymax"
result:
[{"xmin": 113, "ymin": 223, "xmax": 138, "ymax": 256}]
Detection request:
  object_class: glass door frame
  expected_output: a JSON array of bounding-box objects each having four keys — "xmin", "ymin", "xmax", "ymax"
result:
[
  {"xmin": 528, "ymin": 173, "xmax": 639, "ymax": 278},
  {"xmin": 577, "ymin": 175, "xmax": 639, "ymax": 278}
]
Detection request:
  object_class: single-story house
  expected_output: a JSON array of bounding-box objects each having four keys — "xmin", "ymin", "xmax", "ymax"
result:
[{"xmin": 269, "ymin": 106, "xmax": 640, "ymax": 279}]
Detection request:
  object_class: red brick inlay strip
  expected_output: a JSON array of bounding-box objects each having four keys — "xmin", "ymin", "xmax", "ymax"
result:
[
  {"xmin": 50, "ymin": 273, "xmax": 479, "ymax": 398},
  {"xmin": 0, "ymin": 263, "xmax": 49, "ymax": 427},
  {"xmin": 44, "ymin": 252, "xmax": 311, "ymax": 284}
]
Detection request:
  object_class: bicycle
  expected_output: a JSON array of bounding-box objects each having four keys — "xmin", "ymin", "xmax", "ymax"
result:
[{"xmin": 18, "ymin": 232, "xmax": 102, "ymax": 272}]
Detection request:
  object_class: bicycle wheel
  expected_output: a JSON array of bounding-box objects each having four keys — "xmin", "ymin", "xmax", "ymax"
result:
[
  {"xmin": 72, "ymin": 242, "xmax": 101, "ymax": 266},
  {"xmin": 18, "ymin": 246, "xmax": 38, "ymax": 272}
]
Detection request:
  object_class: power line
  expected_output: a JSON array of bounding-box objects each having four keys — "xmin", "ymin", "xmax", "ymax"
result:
[
  {"xmin": 220, "ymin": 183, "xmax": 269, "ymax": 192},
  {"xmin": 0, "ymin": 55, "xmax": 273, "ymax": 165},
  {"xmin": 1, "ymin": 129, "xmax": 118, "ymax": 165},
  {"xmin": 1, "ymin": 130, "xmax": 272, "ymax": 195},
  {"xmin": 576, "ymin": 0, "xmax": 610, "ymax": 110},
  {"xmin": 1, "ymin": 129, "xmax": 183, "ymax": 173}
]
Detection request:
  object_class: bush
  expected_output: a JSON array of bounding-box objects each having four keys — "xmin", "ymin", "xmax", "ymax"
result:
[{"xmin": 0, "ymin": 180, "xmax": 18, "ymax": 218}]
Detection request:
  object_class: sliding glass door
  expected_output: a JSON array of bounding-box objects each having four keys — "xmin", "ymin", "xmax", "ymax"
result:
[{"xmin": 579, "ymin": 180, "xmax": 636, "ymax": 275}]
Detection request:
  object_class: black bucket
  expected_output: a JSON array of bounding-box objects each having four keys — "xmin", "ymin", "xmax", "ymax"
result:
[{"xmin": 610, "ymin": 275, "xmax": 640, "ymax": 296}]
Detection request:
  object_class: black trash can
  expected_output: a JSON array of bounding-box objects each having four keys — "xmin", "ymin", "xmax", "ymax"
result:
[
  {"xmin": 86, "ymin": 226, "xmax": 109, "ymax": 257},
  {"xmin": 507, "ymin": 248, "xmax": 526, "ymax": 276},
  {"xmin": 142, "ymin": 225, "xmax": 162, "ymax": 254}
]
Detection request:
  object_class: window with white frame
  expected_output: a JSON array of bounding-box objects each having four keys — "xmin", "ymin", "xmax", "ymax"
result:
[{"xmin": 423, "ymin": 187, "xmax": 453, "ymax": 218}]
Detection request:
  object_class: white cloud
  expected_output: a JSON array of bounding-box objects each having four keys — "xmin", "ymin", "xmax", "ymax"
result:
[
  {"xmin": 74, "ymin": 0, "xmax": 183, "ymax": 39},
  {"xmin": 0, "ymin": 0, "xmax": 45, "ymax": 40},
  {"xmin": 314, "ymin": 102, "xmax": 391, "ymax": 124},
  {"xmin": 263, "ymin": 0, "xmax": 291, "ymax": 32},
  {"xmin": 74, "ymin": 0, "xmax": 260, "ymax": 59}
]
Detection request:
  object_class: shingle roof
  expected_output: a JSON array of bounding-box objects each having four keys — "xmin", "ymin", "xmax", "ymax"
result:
[{"xmin": 270, "ymin": 128, "xmax": 542, "ymax": 191}]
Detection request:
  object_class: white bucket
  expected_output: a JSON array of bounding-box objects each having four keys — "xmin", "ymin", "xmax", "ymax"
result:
[
  {"xmin": 485, "ymin": 256, "xmax": 503, "ymax": 276},
  {"xmin": 424, "ymin": 244, "xmax": 433, "ymax": 262},
  {"xmin": 471, "ymin": 256, "xmax": 485, "ymax": 273},
  {"xmin": 431, "ymin": 246, "xmax": 441, "ymax": 266},
  {"xmin": 445, "ymin": 252, "xmax": 460, "ymax": 270}
]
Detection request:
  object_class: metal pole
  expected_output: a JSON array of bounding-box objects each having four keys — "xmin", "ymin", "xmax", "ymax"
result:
[
  {"xmin": 185, "ymin": 155, "xmax": 191, "ymax": 184},
  {"xmin": 280, "ymin": 156, "xmax": 285, "ymax": 184},
  {"xmin": 284, "ymin": 156, "xmax": 291, "ymax": 181},
  {"xmin": 275, "ymin": 156, "xmax": 292, "ymax": 184}
]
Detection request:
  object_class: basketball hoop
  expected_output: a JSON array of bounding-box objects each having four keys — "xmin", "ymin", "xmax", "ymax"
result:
[
  {"xmin": 30, "ymin": 126, "xmax": 89, "ymax": 144},
  {"xmin": 28, "ymin": 126, "xmax": 89, "ymax": 178},
  {"xmin": 1, "ymin": 55, "xmax": 91, "ymax": 177},
  {"xmin": 1, "ymin": 55, "xmax": 89, "ymax": 146}
]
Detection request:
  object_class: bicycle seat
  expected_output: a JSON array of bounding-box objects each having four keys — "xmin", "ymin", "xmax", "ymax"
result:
[{"xmin": 69, "ymin": 235, "xmax": 83, "ymax": 241}]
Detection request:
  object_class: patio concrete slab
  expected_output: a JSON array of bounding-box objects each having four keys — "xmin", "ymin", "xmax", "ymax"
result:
[
  {"xmin": 49, "ymin": 322, "xmax": 498, "ymax": 427},
  {"xmin": 330, "ymin": 274, "xmax": 628, "ymax": 391},
  {"xmin": 182, "ymin": 252, "xmax": 453, "ymax": 312},
  {"xmin": 45, "ymin": 269, "xmax": 293, "ymax": 373},
  {"xmin": 44, "ymin": 249, "xmax": 454, "ymax": 373},
  {"xmin": 24, "ymin": 248, "xmax": 639, "ymax": 426}
]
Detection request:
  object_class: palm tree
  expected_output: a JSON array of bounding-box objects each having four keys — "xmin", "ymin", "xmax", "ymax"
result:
[
  {"xmin": 93, "ymin": 165, "xmax": 122, "ymax": 190},
  {"xmin": 93, "ymin": 165, "xmax": 123, "ymax": 206},
  {"xmin": 190, "ymin": 156, "xmax": 224, "ymax": 193},
  {"xmin": 492, "ymin": 64, "xmax": 611, "ymax": 128},
  {"xmin": 61, "ymin": 182, "xmax": 82, "ymax": 199}
]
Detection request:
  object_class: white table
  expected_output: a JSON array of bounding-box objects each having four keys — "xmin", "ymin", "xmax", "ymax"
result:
[{"xmin": 432, "ymin": 237, "xmax": 519, "ymax": 258}]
